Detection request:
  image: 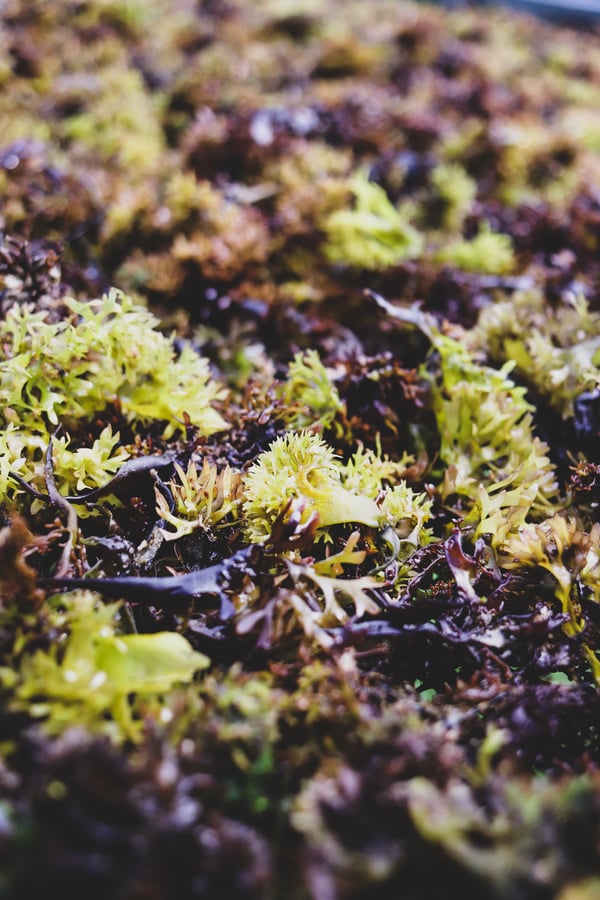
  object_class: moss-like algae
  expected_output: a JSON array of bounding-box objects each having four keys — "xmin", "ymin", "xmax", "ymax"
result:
[{"xmin": 2, "ymin": 1, "xmax": 600, "ymax": 897}]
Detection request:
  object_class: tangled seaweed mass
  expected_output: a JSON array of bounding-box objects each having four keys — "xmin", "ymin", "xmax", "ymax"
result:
[{"xmin": 2, "ymin": 0, "xmax": 600, "ymax": 896}]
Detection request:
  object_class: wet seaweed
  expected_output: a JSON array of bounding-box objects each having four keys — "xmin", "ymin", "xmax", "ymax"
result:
[{"xmin": 2, "ymin": 0, "xmax": 600, "ymax": 896}]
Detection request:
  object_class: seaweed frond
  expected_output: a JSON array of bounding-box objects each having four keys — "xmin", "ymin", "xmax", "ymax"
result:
[
  {"xmin": 470, "ymin": 290, "xmax": 600, "ymax": 418},
  {"xmin": 0, "ymin": 289, "xmax": 227, "ymax": 438},
  {"xmin": 156, "ymin": 459, "xmax": 244, "ymax": 541},
  {"xmin": 0, "ymin": 289, "xmax": 229, "ymax": 507},
  {"xmin": 503, "ymin": 516, "xmax": 600, "ymax": 683},
  {"xmin": 427, "ymin": 333, "xmax": 558, "ymax": 515},
  {"xmin": 323, "ymin": 170, "xmax": 423, "ymax": 269},
  {"xmin": 278, "ymin": 349, "xmax": 345, "ymax": 432},
  {"xmin": 429, "ymin": 163, "xmax": 477, "ymax": 231},
  {"xmin": 435, "ymin": 223, "xmax": 514, "ymax": 274},
  {"xmin": 5, "ymin": 591, "xmax": 209, "ymax": 741},
  {"xmin": 242, "ymin": 430, "xmax": 381, "ymax": 543}
]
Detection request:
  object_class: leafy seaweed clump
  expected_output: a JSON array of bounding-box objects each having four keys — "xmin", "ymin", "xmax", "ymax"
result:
[
  {"xmin": 470, "ymin": 289, "xmax": 600, "ymax": 418},
  {"xmin": 243, "ymin": 430, "xmax": 381, "ymax": 541},
  {"xmin": 323, "ymin": 170, "xmax": 424, "ymax": 269},
  {"xmin": 278, "ymin": 349, "xmax": 345, "ymax": 432},
  {"xmin": 155, "ymin": 459, "xmax": 244, "ymax": 542},
  {"xmin": 0, "ymin": 289, "xmax": 227, "ymax": 507},
  {"xmin": 434, "ymin": 223, "xmax": 515, "ymax": 275},
  {"xmin": 426, "ymin": 329, "xmax": 559, "ymax": 526},
  {"xmin": 4, "ymin": 590, "xmax": 208, "ymax": 740}
]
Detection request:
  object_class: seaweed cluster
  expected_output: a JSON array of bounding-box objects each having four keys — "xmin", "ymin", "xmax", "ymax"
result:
[{"xmin": 2, "ymin": 0, "xmax": 600, "ymax": 896}]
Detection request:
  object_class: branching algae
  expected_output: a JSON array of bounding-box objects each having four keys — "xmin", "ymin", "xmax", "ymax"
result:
[
  {"xmin": 0, "ymin": 289, "xmax": 228, "ymax": 506},
  {"xmin": 2, "ymin": 0, "xmax": 600, "ymax": 897}
]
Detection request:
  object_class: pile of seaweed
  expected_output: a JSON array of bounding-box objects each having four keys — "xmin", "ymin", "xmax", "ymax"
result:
[{"xmin": 2, "ymin": 1, "xmax": 600, "ymax": 896}]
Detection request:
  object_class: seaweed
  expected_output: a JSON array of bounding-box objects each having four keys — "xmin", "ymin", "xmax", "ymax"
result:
[{"xmin": 2, "ymin": 0, "xmax": 600, "ymax": 896}]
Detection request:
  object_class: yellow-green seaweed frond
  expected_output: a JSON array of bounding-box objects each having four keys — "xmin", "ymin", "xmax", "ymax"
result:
[
  {"xmin": 0, "ymin": 289, "xmax": 228, "ymax": 438},
  {"xmin": 278, "ymin": 349, "xmax": 345, "ymax": 432},
  {"xmin": 427, "ymin": 333, "xmax": 558, "ymax": 513},
  {"xmin": 470, "ymin": 290, "xmax": 600, "ymax": 418},
  {"xmin": 430, "ymin": 163, "xmax": 477, "ymax": 231},
  {"xmin": 503, "ymin": 516, "xmax": 600, "ymax": 683},
  {"xmin": 380, "ymin": 482, "xmax": 434, "ymax": 547},
  {"xmin": 5, "ymin": 591, "xmax": 209, "ymax": 741},
  {"xmin": 242, "ymin": 430, "xmax": 381, "ymax": 543},
  {"xmin": 156, "ymin": 459, "xmax": 244, "ymax": 541},
  {"xmin": 340, "ymin": 442, "xmax": 414, "ymax": 499},
  {"xmin": 324, "ymin": 170, "xmax": 423, "ymax": 269},
  {"xmin": 435, "ymin": 223, "xmax": 514, "ymax": 274}
]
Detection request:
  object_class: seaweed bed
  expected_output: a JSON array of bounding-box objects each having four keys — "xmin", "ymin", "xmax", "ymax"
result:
[{"xmin": 2, "ymin": 1, "xmax": 600, "ymax": 897}]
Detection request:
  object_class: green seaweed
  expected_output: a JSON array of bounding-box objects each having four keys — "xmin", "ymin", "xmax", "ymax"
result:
[
  {"xmin": 324, "ymin": 171, "xmax": 423, "ymax": 269},
  {"xmin": 434, "ymin": 223, "xmax": 515, "ymax": 275},
  {"xmin": 3, "ymin": 590, "xmax": 208, "ymax": 741},
  {"xmin": 1, "ymin": 0, "xmax": 600, "ymax": 895},
  {"xmin": 242, "ymin": 430, "xmax": 382, "ymax": 542},
  {"xmin": 0, "ymin": 289, "xmax": 227, "ymax": 506}
]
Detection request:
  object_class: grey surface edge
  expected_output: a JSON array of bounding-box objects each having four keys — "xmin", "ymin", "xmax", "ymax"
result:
[{"xmin": 437, "ymin": 0, "xmax": 600, "ymax": 25}]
